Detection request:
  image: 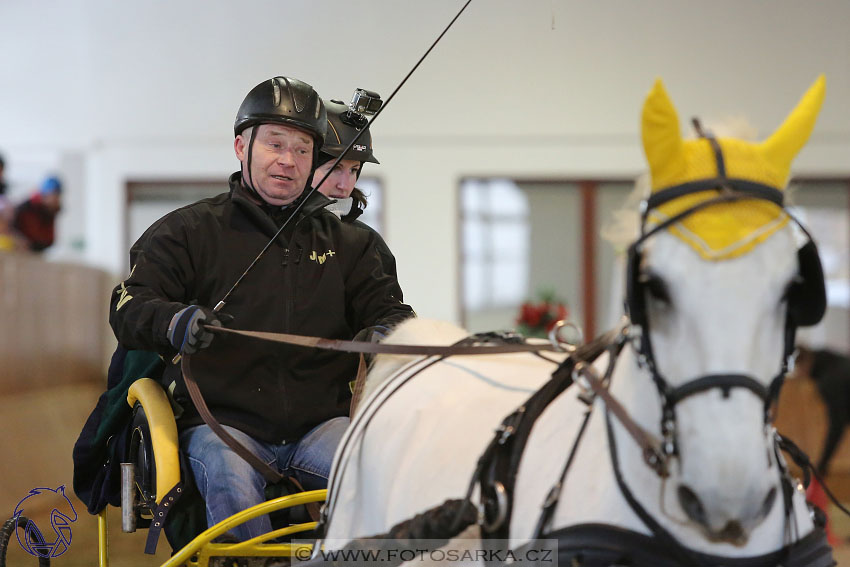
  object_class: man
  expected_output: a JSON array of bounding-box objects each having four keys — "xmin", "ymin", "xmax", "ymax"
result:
[
  {"xmin": 109, "ymin": 76, "xmax": 414, "ymax": 541},
  {"xmin": 13, "ymin": 175, "xmax": 62, "ymax": 252}
]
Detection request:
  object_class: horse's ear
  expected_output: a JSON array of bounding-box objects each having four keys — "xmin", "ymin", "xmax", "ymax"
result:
[
  {"xmin": 760, "ymin": 75, "xmax": 826, "ymax": 187},
  {"xmin": 641, "ymin": 79, "xmax": 684, "ymax": 190}
]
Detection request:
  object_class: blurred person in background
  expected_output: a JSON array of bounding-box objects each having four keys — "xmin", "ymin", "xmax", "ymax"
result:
[
  {"xmin": 13, "ymin": 175, "xmax": 62, "ymax": 252},
  {"xmin": 0, "ymin": 198, "xmax": 27, "ymax": 252},
  {"xmin": 0, "ymin": 154, "xmax": 7, "ymax": 197}
]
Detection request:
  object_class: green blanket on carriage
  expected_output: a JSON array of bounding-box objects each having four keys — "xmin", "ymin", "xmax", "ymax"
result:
[
  {"xmin": 73, "ymin": 347, "xmax": 165, "ymax": 514},
  {"xmin": 72, "ymin": 347, "xmax": 317, "ymax": 553},
  {"xmin": 71, "ymin": 347, "xmax": 206, "ymax": 551}
]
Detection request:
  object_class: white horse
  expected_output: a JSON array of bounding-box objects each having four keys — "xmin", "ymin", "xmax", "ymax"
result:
[{"xmin": 319, "ymin": 76, "xmax": 833, "ymax": 566}]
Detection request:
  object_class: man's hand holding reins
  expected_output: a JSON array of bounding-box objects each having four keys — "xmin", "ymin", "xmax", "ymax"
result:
[{"xmin": 167, "ymin": 305, "xmax": 222, "ymax": 354}]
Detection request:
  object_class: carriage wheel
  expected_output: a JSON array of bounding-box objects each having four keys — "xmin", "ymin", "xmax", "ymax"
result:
[{"xmin": 0, "ymin": 516, "xmax": 51, "ymax": 567}]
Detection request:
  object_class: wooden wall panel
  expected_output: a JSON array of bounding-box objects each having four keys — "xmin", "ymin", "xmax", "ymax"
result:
[
  {"xmin": 0, "ymin": 254, "xmax": 115, "ymax": 515},
  {"xmin": 0, "ymin": 253, "xmax": 113, "ymax": 393},
  {"xmin": 776, "ymin": 374, "xmax": 850, "ymax": 500}
]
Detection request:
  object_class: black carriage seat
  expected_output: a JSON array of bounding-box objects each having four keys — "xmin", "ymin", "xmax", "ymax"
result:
[{"xmin": 124, "ymin": 378, "xmax": 321, "ymax": 553}]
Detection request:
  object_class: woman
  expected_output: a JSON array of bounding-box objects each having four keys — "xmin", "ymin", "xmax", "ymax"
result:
[{"xmin": 312, "ymin": 98, "xmax": 400, "ymax": 280}]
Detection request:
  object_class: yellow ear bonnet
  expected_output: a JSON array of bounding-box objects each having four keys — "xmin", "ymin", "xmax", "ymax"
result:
[{"xmin": 640, "ymin": 76, "xmax": 825, "ymax": 260}]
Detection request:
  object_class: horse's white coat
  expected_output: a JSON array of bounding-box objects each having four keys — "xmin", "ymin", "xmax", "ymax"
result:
[
  {"xmin": 323, "ymin": 318, "xmax": 565, "ymax": 541},
  {"xmin": 355, "ymin": 319, "xmax": 472, "ymax": 411},
  {"xmin": 322, "ymin": 221, "xmax": 818, "ymax": 560}
]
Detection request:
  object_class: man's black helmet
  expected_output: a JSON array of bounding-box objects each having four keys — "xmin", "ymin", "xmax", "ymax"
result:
[
  {"xmin": 234, "ymin": 77, "xmax": 327, "ymax": 146},
  {"xmin": 321, "ymin": 99, "xmax": 379, "ymax": 164}
]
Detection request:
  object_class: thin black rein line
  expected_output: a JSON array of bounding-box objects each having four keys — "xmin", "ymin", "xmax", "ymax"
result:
[
  {"xmin": 777, "ymin": 433, "xmax": 850, "ymax": 519},
  {"xmin": 214, "ymin": 0, "xmax": 473, "ymax": 312}
]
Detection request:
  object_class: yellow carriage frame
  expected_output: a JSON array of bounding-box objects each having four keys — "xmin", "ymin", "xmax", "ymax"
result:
[{"xmin": 96, "ymin": 377, "xmax": 326, "ymax": 567}]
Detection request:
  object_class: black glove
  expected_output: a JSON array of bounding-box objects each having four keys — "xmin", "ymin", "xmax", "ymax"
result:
[
  {"xmin": 353, "ymin": 325, "xmax": 390, "ymax": 344},
  {"xmin": 167, "ymin": 305, "xmax": 221, "ymax": 354},
  {"xmin": 353, "ymin": 326, "xmax": 391, "ymax": 366}
]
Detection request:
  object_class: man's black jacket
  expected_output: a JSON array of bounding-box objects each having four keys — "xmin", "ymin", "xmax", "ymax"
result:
[{"xmin": 109, "ymin": 173, "xmax": 414, "ymax": 443}]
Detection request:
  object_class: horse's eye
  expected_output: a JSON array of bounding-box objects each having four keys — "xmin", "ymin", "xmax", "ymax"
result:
[{"xmin": 641, "ymin": 273, "xmax": 671, "ymax": 305}]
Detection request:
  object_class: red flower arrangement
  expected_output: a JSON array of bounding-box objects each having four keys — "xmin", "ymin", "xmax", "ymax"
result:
[{"xmin": 516, "ymin": 289, "xmax": 569, "ymax": 338}]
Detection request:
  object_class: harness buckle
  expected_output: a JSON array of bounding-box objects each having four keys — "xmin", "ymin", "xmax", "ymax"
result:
[
  {"xmin": 478, "ymin": 481, "xmax": 508, "ymax": 533},
  {"xmin": 496, "ymin": 424, "xmax": 515, "ymax": 445},
  {"xmin": 542, "ymin": 481, "xmax": 563, "ymax": 509},
  {"xmin": 643, "ymin": 446, "xmax": 670, "ymax": 478},
  {"xmin": 496, "ymin": 406, "xmax": 526, "ymax": 445},
  {"xmin": 572, "ymin": 364, "xmax": 597, "ymax": 406}
]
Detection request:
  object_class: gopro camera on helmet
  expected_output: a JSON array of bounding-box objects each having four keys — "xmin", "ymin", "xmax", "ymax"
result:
[
  {"xmin": 340, "ymin": 88, "xmax": 382, "ymax": 130},
  {"xmin": 350, "ymin": 88, "xmax": 383, "ymax": 115}
]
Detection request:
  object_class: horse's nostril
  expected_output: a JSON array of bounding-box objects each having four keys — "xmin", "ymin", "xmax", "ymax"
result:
[
  {"xmin": 677, "ymin": 485, "xmax": 707, "ymax": 527},
  {"xmin": 719, "ymin": 520, "xmax": 745, "ymax": 543}
]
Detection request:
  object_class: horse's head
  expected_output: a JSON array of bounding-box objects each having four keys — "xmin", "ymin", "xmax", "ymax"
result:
[{"xmin": 627, "ymin": 76, "xmax": 826, "ymax": 544}]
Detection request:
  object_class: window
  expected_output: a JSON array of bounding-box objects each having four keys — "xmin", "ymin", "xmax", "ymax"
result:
[
  {"xmin": 461, "ymin": 179, "xmax": 530, "ymax": 312},
  {"xmin": 459, "ymin": 178, "xmax": 634, "ymax": 337},
  {"xmin": 127, "ymin": 181, "xmax": 226, "ymax": 253}
]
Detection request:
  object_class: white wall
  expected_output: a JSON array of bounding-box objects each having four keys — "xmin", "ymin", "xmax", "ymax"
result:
[{"xmin": 1, "ymin": 0, "xmax": 848, "ymax": 322}]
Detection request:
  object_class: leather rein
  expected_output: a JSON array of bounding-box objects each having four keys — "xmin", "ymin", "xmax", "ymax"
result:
[{"xmin": 179, "ymin": 325, "xmax": 570, "ymax": 485}]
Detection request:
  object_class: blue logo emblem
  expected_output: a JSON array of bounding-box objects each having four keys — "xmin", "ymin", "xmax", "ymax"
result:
[{"xmin": 12, "ymin": 486, "xmax": 77, "ymax": 558}]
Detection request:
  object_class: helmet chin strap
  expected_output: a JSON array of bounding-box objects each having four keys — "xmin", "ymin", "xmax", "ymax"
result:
[{"xmin": 243, "ymin": 126, "xmax": 259, "ymax": 194}]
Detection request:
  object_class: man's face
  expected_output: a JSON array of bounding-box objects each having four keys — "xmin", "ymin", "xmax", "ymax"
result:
[
  {"xmin": 312, "ymin": 158, "xmax": 361, "ymax": 199},
  {"xmin": 235, "ymin": 123, "xmax": 314, "ymax": 206}
]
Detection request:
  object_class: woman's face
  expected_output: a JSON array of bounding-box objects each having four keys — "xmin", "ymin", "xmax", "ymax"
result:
[{"xmin": 312, "ymin": 158, "xmax": 361, "ymax": 199}]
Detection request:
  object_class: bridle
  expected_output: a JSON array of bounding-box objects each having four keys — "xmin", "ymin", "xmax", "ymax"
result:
[
  {"xmin": 621, "ymin": 122, "xmax": 827, "ymax": 474},
  {"xmin": 475, "ymin": 126, "xmax": 828, "ymax": 559}
]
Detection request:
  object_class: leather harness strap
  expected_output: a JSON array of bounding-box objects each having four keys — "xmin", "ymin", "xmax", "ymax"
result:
[
  {"xmin": 349, "ymin": 354, "xmax": 369, "ymax": 415},
  {"xmin": 181, "ymin": 355, "xmax": 285, "ymax": 485},
  {"xmin": 182, "ymin": 327, "xmax": 565, "ymax": 489},
  {"xmin": 208, "ymin": 325, "xmax": 563, "ymax": 356},
  {"xmin": 175, "ymin": 359, "xmax": 324, "ymax": 522},
  {"xmin": 476, "ymin": 326, "xmax": 624, "ymax": 542},
  {"xmin": 571, "ymin": 355, "xmax": 668, "ymax": 477}
]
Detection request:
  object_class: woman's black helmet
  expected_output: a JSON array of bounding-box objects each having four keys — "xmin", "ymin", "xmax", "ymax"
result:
[
  {"xmin": 320, "ymin": 99, "xmax": 379, "ymax": 164},
  {"xmin": 234, "ymin": 77, "xmax": 327, "ymax": 147}
]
